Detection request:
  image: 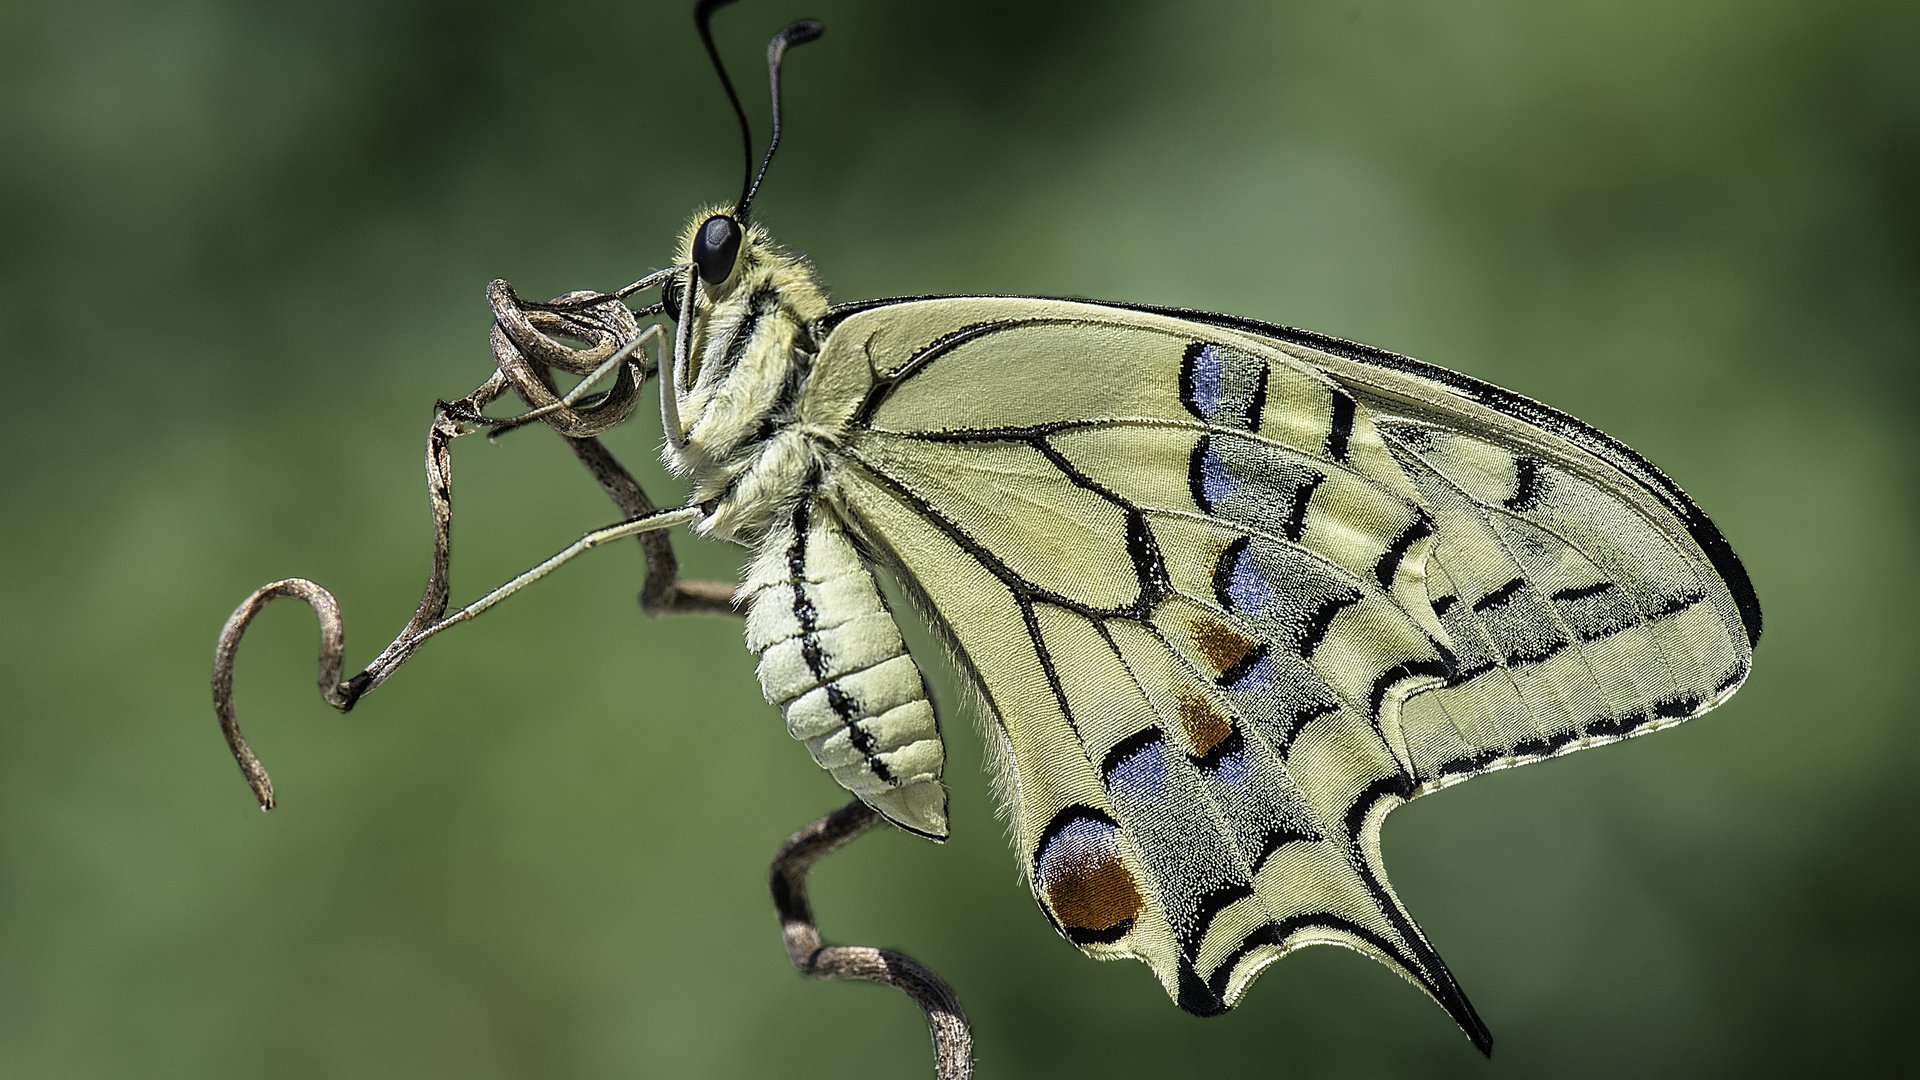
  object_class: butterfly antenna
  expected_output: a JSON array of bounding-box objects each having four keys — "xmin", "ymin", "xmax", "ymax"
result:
[
  {"xmin": 695, "ymin": 0, "xmax": 755, "ymax": 211},
  {"xmin": 738, "ymin": 20, "xmax": 825, "ymax": 218}
]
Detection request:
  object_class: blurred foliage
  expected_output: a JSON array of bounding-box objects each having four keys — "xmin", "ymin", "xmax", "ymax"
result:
[{"xmin": 2, "ymin": 0, "xmax": 1916, "ymax": 1076}]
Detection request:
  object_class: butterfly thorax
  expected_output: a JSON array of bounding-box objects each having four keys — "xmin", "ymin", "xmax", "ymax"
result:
[{"xmin": 663, "ymin": 214, "xmax": 866, "ymax": 544}]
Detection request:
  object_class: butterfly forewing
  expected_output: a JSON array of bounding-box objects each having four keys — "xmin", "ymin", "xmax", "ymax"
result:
[{"xmin": 1238, "ymin": 321, "xmax": 1757, "ymax": 789}]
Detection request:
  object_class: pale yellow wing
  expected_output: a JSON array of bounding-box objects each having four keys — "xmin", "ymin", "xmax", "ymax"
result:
[{"xmin": 811, "ymin": 296, "xmax": 1756, "ymax": 1046}]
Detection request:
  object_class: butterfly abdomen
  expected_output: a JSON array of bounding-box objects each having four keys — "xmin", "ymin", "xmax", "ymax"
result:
[{"xmin": 739, "ymin": 500, "xmax": 950, "ymax": 839}]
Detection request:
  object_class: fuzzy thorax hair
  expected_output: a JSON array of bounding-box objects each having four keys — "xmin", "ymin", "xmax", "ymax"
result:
[{"xmin": 664, "ymin": 212, "xmax": 848, "ymax": 544}]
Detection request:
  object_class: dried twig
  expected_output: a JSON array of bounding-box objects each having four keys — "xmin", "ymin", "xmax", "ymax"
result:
[
  {"xmin": 211, "ymin": 283, "xmax": 716, "ymax": 807},
  {"xmin": 211, "ymin": 279, "xmax": 974, "ymax": 1075},
  {"xmin": 773, "ymin": 801, "xmax": 975, "ymax": 1079}
]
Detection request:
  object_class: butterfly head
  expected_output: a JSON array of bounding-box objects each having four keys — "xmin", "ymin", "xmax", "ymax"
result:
[
  {"xmin": 663, "ymin": 204, "xmax": 828, "ymax": 387},
  {"xmin": 664, "ymin": 207, "xmax": 824, "ymax": 316}
]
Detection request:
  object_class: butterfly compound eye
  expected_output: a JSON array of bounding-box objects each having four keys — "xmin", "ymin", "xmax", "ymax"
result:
[{"xmin": 693, "ymin": 214, "xmax": 743, "ymax": 286}]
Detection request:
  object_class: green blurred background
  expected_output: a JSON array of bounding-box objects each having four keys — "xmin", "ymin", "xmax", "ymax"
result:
[{"xmin": 4, "ymin": 0, "xmax": 1915, "ymax": 1076}]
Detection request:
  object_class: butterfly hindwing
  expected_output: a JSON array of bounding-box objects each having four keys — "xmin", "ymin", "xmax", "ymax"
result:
[
  {"xmin": 813, "ymin": 296, "xmax": 1753, "ymax": 1043},
  {"xmin": 833, "ymin": 440, "xmax": 1479, "ymax": 1031}
]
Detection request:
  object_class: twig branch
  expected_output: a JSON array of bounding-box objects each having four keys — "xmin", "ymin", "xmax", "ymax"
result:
[
  {"xmin": 212, "ymin": 283, "xmax": 712, "ymax": 807},
  {"xmin": 772, "ymin": 802, "xmax": 975, "ymax": 1079}
]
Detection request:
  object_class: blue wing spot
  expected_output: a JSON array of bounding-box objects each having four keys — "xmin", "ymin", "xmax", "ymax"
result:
[
  {"xmin": 1221, "ymin": 644, "xmax": 1276, "ymax": 693},
  {"xmin": 1211, "ymin": 535, "xmax": 1274, "ymax": 616},
  {"xmin": 1181, "ymin": 342, "xmax": 1225, "ymax": 421},
  {"xmin": 1208, "ymin": 746, "xmax": 1249, "ymax": 785},
  {"xmin": 1226, "ymin": 541, "xmax": 1273, "ymax": 614},
  {"xmin": 1102, "ymin": 728, "xmax": 1170, "ymax": 798},
  {"xmin": 1188, "ymin": 436, "xmax": 1235, "ymax": 513}
]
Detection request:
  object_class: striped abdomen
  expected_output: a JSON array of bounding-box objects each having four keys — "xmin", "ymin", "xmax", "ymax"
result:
[{"xmin": 740, "ymin": 501, "xmax": 949, "ymax": 839}]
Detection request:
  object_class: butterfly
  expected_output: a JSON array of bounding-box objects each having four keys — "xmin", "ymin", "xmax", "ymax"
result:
[
  {"xmin": 587, "ymin": 4, "xmax": 1761, "ymax": 1052},
  {"xmin": 219, "ymin": 0, "xmax": 1760, "ymax": 1056}
]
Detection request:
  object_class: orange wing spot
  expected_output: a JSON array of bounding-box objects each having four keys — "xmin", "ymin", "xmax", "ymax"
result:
[
  {"xmin": 1047, "ymin": 853, "xmax": 1145, "ymax": 936},
  {"xmin": 1193, "ymin": 618, "xmax": 1257, "ymax": 676},
  {"xmin": 1179, "ymin": 692, "xmax": 1235, "ymax": 757}
]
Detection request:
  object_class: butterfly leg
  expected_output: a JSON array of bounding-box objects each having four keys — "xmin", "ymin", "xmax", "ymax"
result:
[
  {"xmin": 556, "ymin": 434, "xmax": 740, "ymax": 616},
  {"xmin": 771, "ymin": 801, "xmax": 973, "ymax": 1080}
]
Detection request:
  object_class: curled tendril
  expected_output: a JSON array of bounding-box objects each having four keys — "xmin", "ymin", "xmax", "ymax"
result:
[{"xmin": 485, "ymin": 281, "xmax": 646, "ymax": 438}]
